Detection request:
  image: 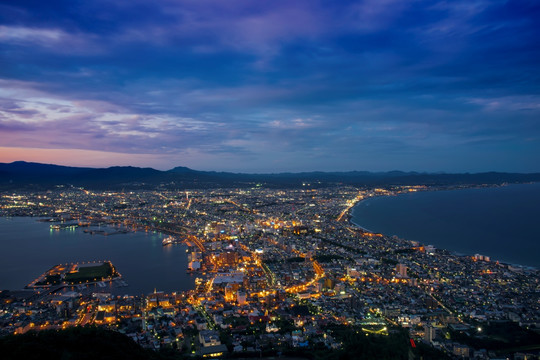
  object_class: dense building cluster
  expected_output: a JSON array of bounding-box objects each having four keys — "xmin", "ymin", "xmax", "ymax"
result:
[{"xmin": 1, "ymin": 185, "xmax": 539, "ymax": 359}]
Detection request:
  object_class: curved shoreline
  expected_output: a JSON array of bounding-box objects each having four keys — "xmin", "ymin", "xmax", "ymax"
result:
[
  {"xmin": 347, "ymin": 197, "xmax": 379, "ymax": 234},
  {"xmin": 346, "ymin": 185, "xmax": 540, "ymax": 270},
  {"xmin": 0, "ymin": 217, "xmax": 195, "ymax": 293}
]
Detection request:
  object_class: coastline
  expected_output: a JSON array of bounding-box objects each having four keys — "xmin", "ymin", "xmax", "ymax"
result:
[
  {"xmin": 346, "ymin": 184, "xmax": 540, "ymax": 270},
  {"xmin": 0, "ymin": 217, "xmax": 195, "ymax": 293}
]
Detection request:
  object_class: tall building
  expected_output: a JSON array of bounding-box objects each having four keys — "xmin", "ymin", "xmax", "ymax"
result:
[
  {"xmin": 396, "ymin": 263, "xmax": 408, "ymax": 278},
  {"xmin": 219, "ymin": 251, "xmax": 238, "ymax": 267},
  {"xmin": 424, "ymin": 326, "xmax": 436, "ymax": 343},
  {"xmin": 237, "ymin": 291, "xmax": 247, "ymax": 305}
]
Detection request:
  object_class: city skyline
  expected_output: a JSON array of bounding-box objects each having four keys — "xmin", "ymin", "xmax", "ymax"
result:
[
  {"xmin": 1, "ymin": 1, "xmax": 539, "ymax": 173},
  {"xmin": 2, "ymin": 183, "xmax": 540, "ymax": 358}
]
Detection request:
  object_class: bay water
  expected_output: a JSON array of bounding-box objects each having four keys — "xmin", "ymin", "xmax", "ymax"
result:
[
  {"xmin": 351, "ymin": 182, "xmax": 540, "ymax": 269},
  {"xmin": 0, "ymin": 217, "xmax": 194, "ymax": 294}
]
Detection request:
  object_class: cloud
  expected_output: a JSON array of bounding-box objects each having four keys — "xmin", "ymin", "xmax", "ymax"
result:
[
  {"xmin": 0, "ymin": 26, "xmax": 63, "ymax": 43},
  {"xmin": 0, "ymin": 80, "xmax": 223, "ymax": 154},
  {"xmin": 345, "ymin": 0, "xmax": 412, "ymax": 32},
  {"xmin": 0, "ymin": 25, "xmax": 102, "ymax": 54},
  {"xmin": 0, "ymin": 1, "xmax": 539, "ymax": 172},
  {"xmin": 267, "ymin": 118, "xmax": 319, "ymax": 130},
  {"xmin": 467, "ymin": 95, "xmax": 540, "ymax": 112}
]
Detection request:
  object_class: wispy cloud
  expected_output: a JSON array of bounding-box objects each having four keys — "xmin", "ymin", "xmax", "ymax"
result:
[
  {"xmin": 0, "ymin": 80, "xmax": 223, "ymax": 154},
  {"xmin": 0, "ymin": 25, "xmax": 102, "ymax": 54},
  {"xmin": 0, "ymin": 0, "xmax": 539, "ymax": 172},
  {"xmin": 467, "ymin": 95, "xmax": 540, "ymax": 112}
]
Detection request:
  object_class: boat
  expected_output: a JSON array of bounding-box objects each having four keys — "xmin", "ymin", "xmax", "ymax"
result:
[{"xmin": 162, "ymin": 236, "xmax": 174, "ymax": 246}]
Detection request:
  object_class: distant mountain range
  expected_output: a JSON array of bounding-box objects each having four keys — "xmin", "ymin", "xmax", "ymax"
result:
[{"xmin": 1, "ymin": 161, "xmax": 540, "ymax": 190}]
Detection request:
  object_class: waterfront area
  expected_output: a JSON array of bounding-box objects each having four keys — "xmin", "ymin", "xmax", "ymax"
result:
[
  {"xmin": 1, "ymin": 185, "xmax": 540, "ymax": 358},
  {"xmin": 0, "ymin": 217, "xmax": 193, "ymax": 294},
  {"xmin": 351, "ymin": 182, "xmax": 540, "ymax": 269},
  {"xmin": 27, "ymin": 261, "xmax": 120, "ymax": 289}
]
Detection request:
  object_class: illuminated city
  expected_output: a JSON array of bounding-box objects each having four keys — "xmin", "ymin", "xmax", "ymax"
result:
[
  {"xmin": 1, "ymin": 0, "xmax": 540, "ymax": 358},
  {"xmin": 1, "ymin": 184, "xmax": 539, "ymax": 358}
]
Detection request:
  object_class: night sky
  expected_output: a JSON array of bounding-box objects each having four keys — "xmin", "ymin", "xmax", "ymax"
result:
[{"xmin": 1, "ymin": 0, "xmax": 539, "ymax": 173}]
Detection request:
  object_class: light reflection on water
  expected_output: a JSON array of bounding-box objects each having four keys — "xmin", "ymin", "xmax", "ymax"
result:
[{"xmin": 0, "ymin": 217, "xmax": 195, "ymax": 294}]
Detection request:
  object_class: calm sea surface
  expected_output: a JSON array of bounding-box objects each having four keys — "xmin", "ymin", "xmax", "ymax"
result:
[
  {"xmin": 351, "ymin": 182, "xmax": 540, "ymax": 269},
  {"xmin": 0, "ymin": 218, "xmax": 194, "ymax": 294}
]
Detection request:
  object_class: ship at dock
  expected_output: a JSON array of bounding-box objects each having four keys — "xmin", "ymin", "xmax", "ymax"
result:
[{"xmin": 162, "ymin": 235, "xmax": 175, "ymax": 246}]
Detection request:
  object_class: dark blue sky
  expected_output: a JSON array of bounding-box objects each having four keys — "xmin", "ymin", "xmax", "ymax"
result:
[{"xmin": 1, "ymin": 0, "xmax": 539, "ymax": 172}]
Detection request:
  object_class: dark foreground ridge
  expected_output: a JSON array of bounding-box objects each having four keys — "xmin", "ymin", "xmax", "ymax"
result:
[
  {"xmin": 0, "ymin": 325, "xmax": 447, "ymax": 360},
  {"xmin": 0, "ymin": 326, "xmax": 159, "ymax": 360},
  {"xmin": 1, "ymin": 161, "xmax": 540, "ymax": 190}
]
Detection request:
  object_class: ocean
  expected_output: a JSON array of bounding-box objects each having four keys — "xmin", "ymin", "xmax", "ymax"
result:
[
  {"xmin": 351, "ymin": 182, "xmax": 540, "ymax": 269},
  {"xmin": 0, "ymin": 217, "xmax": 195, "ymax": 293}
]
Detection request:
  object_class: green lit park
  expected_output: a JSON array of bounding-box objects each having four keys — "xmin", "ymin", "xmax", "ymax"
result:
[{"xmin": 29, "ymin": 261, "xmax": 119, "ymax": 288}]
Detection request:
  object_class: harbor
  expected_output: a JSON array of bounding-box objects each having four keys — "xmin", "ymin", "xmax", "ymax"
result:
[
  {"xmin": 26, "ymin": 261, "xmax": 120, "ymax": 289},
  {"xmin": 0, "ymin": 217, "xmax": 194, "ymax": 295}
]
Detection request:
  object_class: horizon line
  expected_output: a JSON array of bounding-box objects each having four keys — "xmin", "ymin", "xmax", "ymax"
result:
[{"xmin": 2, "ymin": 160, "xmax": 540, "ymax": 176}]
